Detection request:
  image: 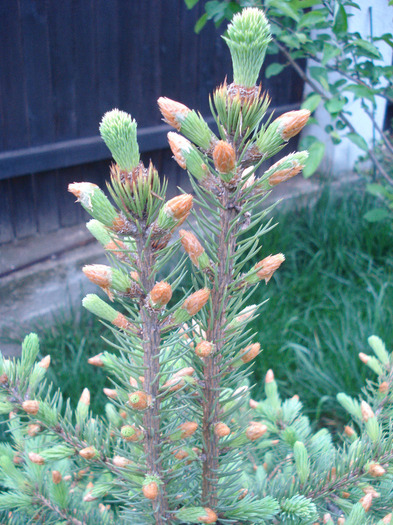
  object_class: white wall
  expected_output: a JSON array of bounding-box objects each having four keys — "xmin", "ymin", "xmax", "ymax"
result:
[{"xmin": 303, "ymin": 0, "xmax": 393, "ymax": 175}]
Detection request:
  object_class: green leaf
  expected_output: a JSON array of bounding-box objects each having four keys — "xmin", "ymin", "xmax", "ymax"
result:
[
  {"xmin": 324, "ymin": 96, "xmax": 347, "ymax": 115},
  {"xmin": 329, "ymin": 130, "xmax": 341, "ymax": 144},
  {"xmin": 302, "ymin": 140, "xmax": 325, "ymax": 178},
  {"xmin": 298, "ymin": 10, "xmax": 326, "ymax": 28},
  {"xmin": 265, "ymin": 63, "xmax": 285, "ymax": 78},
  {"xmin": 366, "ymin": 183, "xmax": 393, "ymax": 200},
  {"xmin": 309, "ymin": 66, "xmax": 330, "ymax": 92},
  {"xmin": 301, "ymin": 94, "xmax": 322, "ymax": 113},
  {"xmin": 333, "ymin": 3, "xmax": 348, "ymax": 35},
  {"xmin": 347, "ymin": 132, "xmax": 368, "ymax": 152},
  {"xmin": 322, "ymin": 43, "xmax": 341, "ymax": 65},
  {"xmin": 185, "ymin": 0, "xmax": 199, "ymax": 8},
  {"xmin": 344, "ymin": 84, "xmax": 376, "ymax": 104},
  {"xmin": 364, "ymin": 208, "xmax": 390, "ymax": 222},
  {"xmin": 195, "ymin": 13, "xmax": 208, "ymax": 34},
  {"xmin": 291, "ymin": 0, "xmax": 321, "ymax": 8},
  {"xmin": 269, "ymin": 0, "xmax": 300, "ymax": 21},
  {"xmin": 352, "ymin": 39, "xmax": 382, "ymax": 60}
]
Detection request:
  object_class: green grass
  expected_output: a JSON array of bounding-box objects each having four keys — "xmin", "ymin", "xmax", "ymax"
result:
[
  {"xmin": 249, "ymin": 186, "xmax": 393, "ymax": 425},
  {"xmin": 26, "ymin": 307, "xmax": 111, "ymax": 414},
  {"xmin": 9, "ymin": 184, "xmax": 393, "ymax": 426}
]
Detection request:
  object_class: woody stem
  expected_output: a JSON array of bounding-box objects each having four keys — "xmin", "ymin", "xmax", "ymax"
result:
[
  {"xmin": 202, "ymin": 187, "xmax": 239, "ymax": 507},
  {"xmin": 136, "ymin": 232, "xmax": 169, "ymax": 524}
]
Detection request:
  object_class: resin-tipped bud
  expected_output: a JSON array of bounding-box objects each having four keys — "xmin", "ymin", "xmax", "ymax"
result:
[
  {"xmin": 275, "ymin": 109, "xmax": 310, "ymax": 141},
  {"xmin": 262, "ymin": 152, "xmax": 309, "ymax": 188},
  {"xmin": 88, "ymin": 353, "xmax": 104, "ymax": 367},
  {"xmin": 22, "ymin": 400, "xmax": 39, "ymax": 415},
  {"xmin": 128, "ymin": 391, "xmax": 150, "ymax": 410},
  {"xmin": 121, "ymin": 425, "xmax": 142, "ymax": 442},
  {"xmin": 28, "ymin": 452, "xmax": 45, "ymax": 465},
  {"xmin": 170, "ymin": 422, "xmax": 198, "ymax": 441},
  {"xmin": 83, "ymin": 265, "xmax": 132, "ymax": 294},
  {"xmin": 360, "ymin": 493, "xmax": 373, "ymax": 512},
  {"xmin": 195, "ymin": 341, "xmax": 214, "ymax": 358},
  {"xmin": 359, "ymin": 352, "xmax": 384, "ymax": 375},
  {"xmin": 113, "ymin": 455, "xmax": 131, "ymax": 468},
  {"xmin": 83, "ymin": 294, "xmax": 133, "ymax": 330},
  {"xmin": 38, "ymin": 355, "xmax": 50, "ymax": 369},
  {"xmin": 246, "ymin": 254, "xmax": 285, "ymax": 285},
  {"xmin": 142, "ymin": 481, "xmax": 159, "ymax": 500},
  {"xmin": 179, "ymin": 230, "xmax": 210, "ymax": 269},
  {"xmin": 52, "ymin": 470, "xmax": 62, "ymax": 484},
  {"xmin": 157, "ymin": 194, "xmax": 193, "ymax": 230},
  {"xmin": 246, "ymin": 421, "xmax": 267, "ymax": 441},
  {"xmin": 361, "ymin": 400, "xmax": 374, "ymax": 422},
  {"xmin": 368, "ymin": 463, "xmax": 386, "ymax": 477},
  {"xmin": 174, "ymin": 289, "xmax": 210, "ymax": 324},
  {"xmin": 149, "ymin": 281, "xmax": 172, "ymax": 308},
  {"xmin": 79, "ymin": 446, "xmax": 98, "ymax": 460},
  {"xmin": 99, "ymin": 109, "xmax": 140, "ymax": 171},
  {"xmin": 214, "ymin": 422, "xmax": 231, "ymax": 438},
  {"xmin": 223, "ymin": 8, "xmax": 272, "ymax": 87},
  {"xmin": 158, "ymin": 97, "xmax": 191, "ymax": 130},
  {"xmin": 27, "ymin": 424, "xmax": 41, "ymax": 437},
  {"xmin": 238, "ymin": 343, "xmax": 261, "ymax": 364},
  {"xmin": 213, "ymin": 140, "xmax": 236, "ymax": 178},
  {"xmin": 103, "ymin": 388, "xmax": 117, "ymax": 399},
  {"xmin": 79, "ymin": 388, "xmax": 90, "ymax": 406},
  {"xmin": 68, "ymin": 183, "xmax": 118, "ymax": 228},
  {"xmin": 176, "ymin": 507, "xmax": 218, "ymax": 524},
  {"xmin": 167, "ymin": 132, "xmax": 210, "ymax": 180}
]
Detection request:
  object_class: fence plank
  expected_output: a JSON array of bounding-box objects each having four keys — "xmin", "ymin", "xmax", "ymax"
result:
[
  {"xmin": 0, "ymin": 1, "xmax": 29, "ymax": 151},
  {"xmin": 0, "ymin": 2, "xmax": 304, "ymax": 246},
  {"xmin": 46, "ymin": 1, "xmax": 77, "ymax": 141},
  {"xmin": 0, "ymin": 180, "xmax": 14, "ymax": 244},
  {"xmin": 19, "ymin": 0, "xmax": 55, "ymax": 146},
  {"xmin": 10, "ymin": 174, "xmax": 37, "ymax": 239}
]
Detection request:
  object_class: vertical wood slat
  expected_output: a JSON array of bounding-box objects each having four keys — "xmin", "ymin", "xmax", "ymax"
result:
[
  {"xmin": 0, "ymin": 1, "xmax": 304, "ymax": 245},
  {"xmin": 0, "ymin": 1, "xmax": 30, "ymax": 151},
  {"xmin": 46, "ymin": 1, "xmax": 77, "ymax": 141},
  {"xmin": 0, "ymin": 180, "xmax": 14, "ymax": 244},
  {"xmin": 72, "ymin": 0, "xmax": 98, "ymax": 137},
  {"xmin": 19, "ymin": 0, "xmax": 55, "ymax": 146}
]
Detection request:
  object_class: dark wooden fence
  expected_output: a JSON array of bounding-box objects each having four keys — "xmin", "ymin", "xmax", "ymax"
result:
[{"xmin": 0, "ymin": 0, "xmax": 304, "ymax": 246}]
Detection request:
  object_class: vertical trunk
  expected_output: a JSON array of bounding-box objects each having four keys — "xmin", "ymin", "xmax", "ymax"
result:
[
  {"xmin": 137, "ymin": 235, "xmax": 169, "ymax": 524},
  {"xmin": 202, "ymin": 189, "xmax": 239, "ymax": 507}
]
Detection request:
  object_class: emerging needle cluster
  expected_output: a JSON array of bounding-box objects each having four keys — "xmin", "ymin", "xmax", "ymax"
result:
[{"xmin": 1, "ymin": 8, "xmax": 393, "ymax": 525}]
